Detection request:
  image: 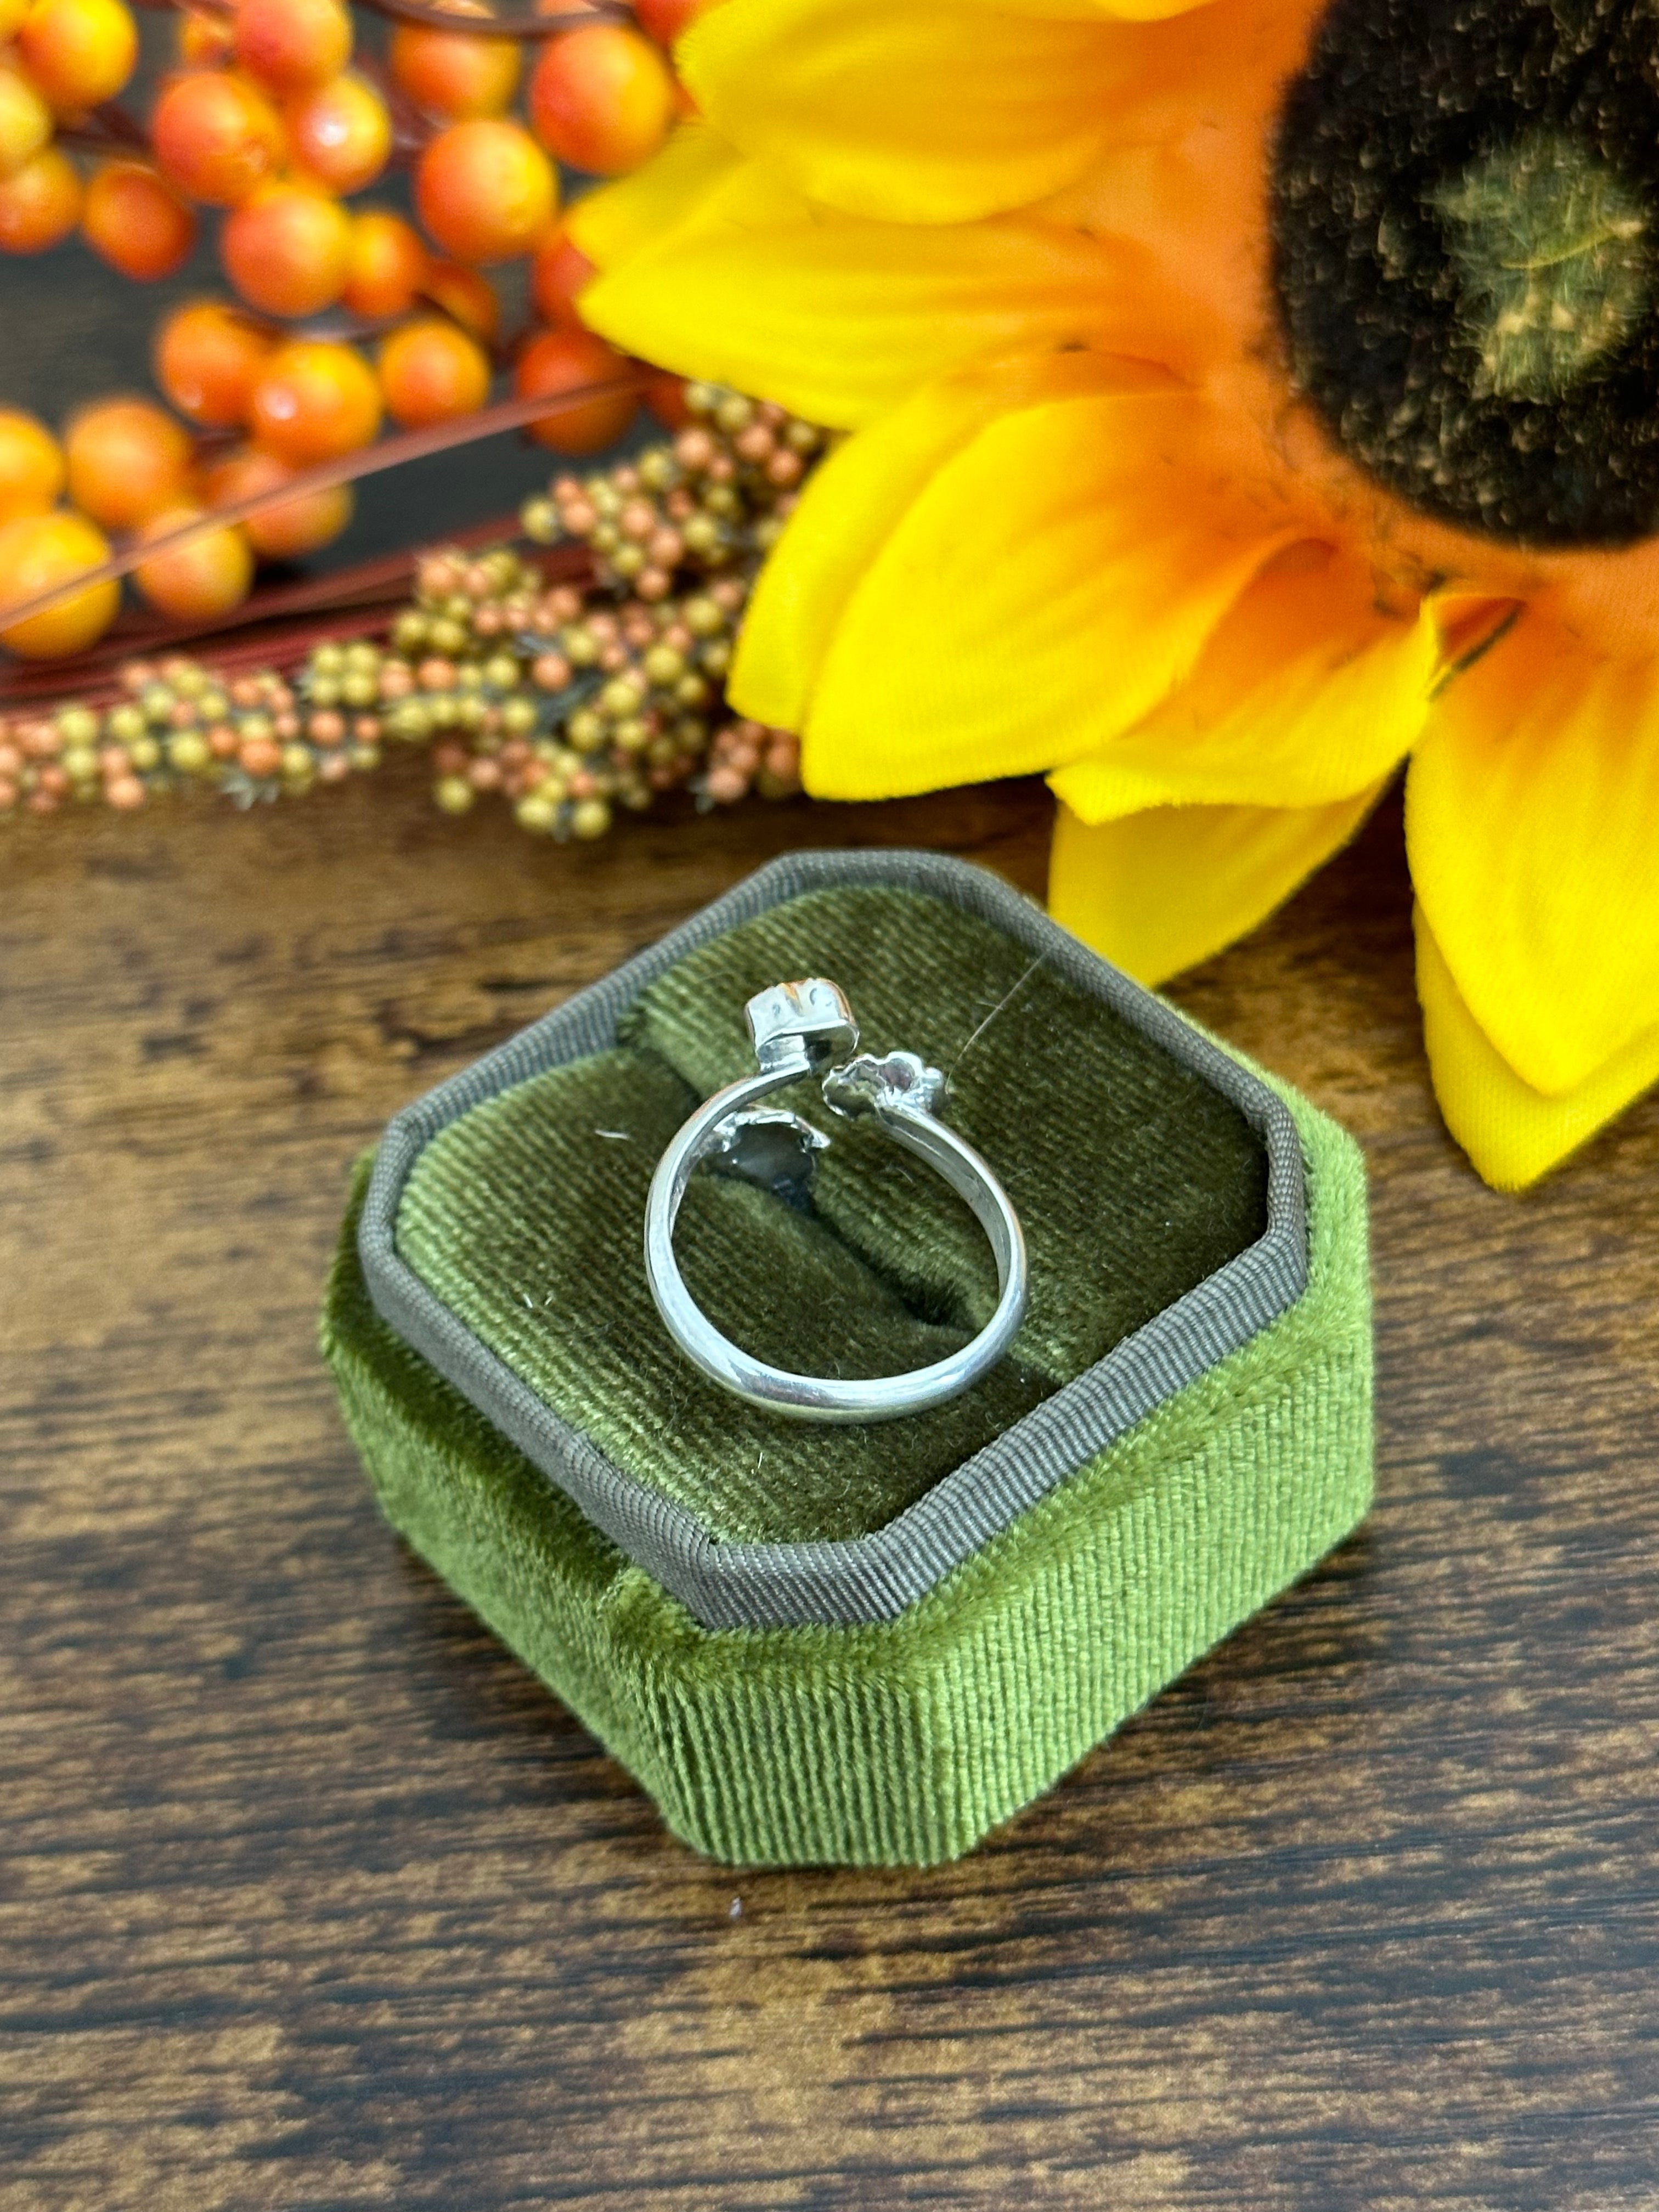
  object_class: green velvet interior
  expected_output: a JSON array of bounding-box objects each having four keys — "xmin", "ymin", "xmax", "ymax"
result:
[{"xmin": 393, "ymin": 886, "xmax": 1269, "ymax": 1545}]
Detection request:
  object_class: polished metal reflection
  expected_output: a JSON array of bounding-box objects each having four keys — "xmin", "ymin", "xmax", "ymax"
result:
[{"xmin": 644, "ymin": 978, "xmax": 1029, "ymax": 1422}]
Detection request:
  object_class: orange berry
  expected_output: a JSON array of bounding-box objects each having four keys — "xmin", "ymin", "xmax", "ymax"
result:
[
  {"xmin": 0, "ymin": 144, "xmax": 80, "ymax": 252},
  {"xmin": 0, "ymin": 62, "xmax": 52, "ymax": 177},
  {"xmin": 633, "ymin": 0, "xmax": 706, "ymax": 43},
  {"xmin": 176, "ymin": 6, "xmax": 233, "ymax": 67},
  {"xmin": 377, "ymin": 316, "xmax": 490, "ymax": 430},
  {"xmin": 528, "ymin": 222, "xmax": 596, "ymax": 328},
  {"xmin": 0, "ymin": 408, "xmax": 63, "ymax": 524},
  {"xmin": 342, "ymin": 206, "xmax": 427, "ymax": 318},
  {"xmin": 132, "ymin": 503, "xmax": 253, "ymax": 620},
  {"xmin": 151, "ymin": 70, "xmax": 286, "ymax": 207},
  {"xmin": 221, "ymin": 182, "xmax": 351, "ymax": 318},
  {"xmin": 416, "ymin": 117, "xmax": 555, "ymax": 267},
  {"xmin": 284, "ymin": 71, "xmax": 390, "ymax": 196},
  {"xmin": 18, "ymin": 0, "xmax": 137, "ymax": 115},
  {"xmin": 389, "ymin": 0, "xmax": 518, "ymax": 121},
  {"xmin": 155, "ymin": 299, "xmax": 274, "ymax": 427},
  {"xmin": 238, "ymin": 733, "xmax": 281, "ymax": 777},
  {"xmin": 81, "ymin": 160, "xmax": 196, "ymax": 280},
  {"xmin": 0, "ymin": 510, "xmax": 118, "ymax": 659},
  {"xmin": 514, "ymin": 326, "xmax": 636, "ymax": 454},
  {"xmin": 235, "ymin": 0, "xmax": 350, "ymax": 97},
  {"xmin": 199, "ymin": 443, "xmax": 352, "ymax": 558},
  {"xmin": 0, "ymin": 0, "xmax": 27, "ymax": 32},
  {"xmin": 248, "ymin": 338, "xmax": 381, "ymax": 465},
  {"xmin": 528, "ymin": 25, "xmax": 674, "ymax": 177},
  {"xmin": 420, "ymin": 257, "xmax": 498, "ymax": 341},
  {"xmin": 64, "ymin": 396, "xmax": 194, "ymax": 530}
]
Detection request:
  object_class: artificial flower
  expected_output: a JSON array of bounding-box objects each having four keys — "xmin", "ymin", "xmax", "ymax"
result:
[{"xmin": 572, "ymin": 0, "xmax": 1659, "ymax": 1189}]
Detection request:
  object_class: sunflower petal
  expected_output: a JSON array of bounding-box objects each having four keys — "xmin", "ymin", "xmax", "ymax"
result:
[
  {"xmin": 798, "ymin": 386, "xmax": 1299, "ymax": 797},
  {"xmin": 1407, "ymin": 613, "xmax": 1659, "ymax": 1094},
  {"xmin": 1415, "ymin": 906, "xmax": 1659, "ymax": 1189},
  {"xmin": 963, "ymin": 0, "xmax": 1216, "ymax": 14},
  {"xmin": 1051, "ymin": 545, "xmax": 1435, "ymax": 820},
  {"xmin": 732, "ymin": 352, "xmax": 1175, "ymax": 731},
  {"xmin": 566, "ymin": 121, "xmax": 746, "ymax": 272},
  {"xmin": 1074, "ymin": 0, "xmax": 1220, "ymax": 14},
  {"xmin": 579, "ymin": 196, "xmax": 1148, "ymax": 430},
  {"xmin": 1048, "ymin": 788, "xmax": 1385, "ymax": 985},
  {"xmin": 678, "ymin": 0, "xmax": 1165, "ymax": 223}
]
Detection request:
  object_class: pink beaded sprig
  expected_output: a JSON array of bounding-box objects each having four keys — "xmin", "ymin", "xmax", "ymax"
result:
[{"xmin": 0, "ymin": 382, "xmax": 820, "ymax": 838}]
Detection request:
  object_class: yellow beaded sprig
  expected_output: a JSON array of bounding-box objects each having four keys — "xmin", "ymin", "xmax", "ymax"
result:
[{"xmin": 0, "ymin": 385, "xmax": 817, "ymax": 839}]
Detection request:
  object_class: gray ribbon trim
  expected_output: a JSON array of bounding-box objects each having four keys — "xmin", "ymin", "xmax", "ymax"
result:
[{"xmin": 358, "ymin": 849, "xmax": 1309, "ymax": 1630}]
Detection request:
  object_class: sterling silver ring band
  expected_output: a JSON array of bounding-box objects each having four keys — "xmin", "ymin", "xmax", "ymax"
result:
[{"xmin": 643, "ymin": 978, "xmax": 1029, "ymax": 1423}]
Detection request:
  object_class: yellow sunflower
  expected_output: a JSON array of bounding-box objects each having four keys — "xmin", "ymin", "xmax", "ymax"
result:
[{"xmin": 570, "ymin": 0, "xmax": 1659, "ymax": 1190}]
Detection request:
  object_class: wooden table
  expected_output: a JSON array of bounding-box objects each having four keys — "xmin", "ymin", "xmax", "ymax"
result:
[{"xmin": 4, "ymin": 763, "xmax": 1657, "ymax": 2209}]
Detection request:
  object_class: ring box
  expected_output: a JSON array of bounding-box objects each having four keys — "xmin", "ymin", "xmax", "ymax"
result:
[{"xmin": 322, "ymin": 850, "xmax": 1373, "ymax": 1865}]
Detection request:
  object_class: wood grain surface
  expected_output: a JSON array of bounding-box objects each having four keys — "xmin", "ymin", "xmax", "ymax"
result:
[{"xmin": 3, "ymin": 763, "xmax": 1657, "ymax": 2212}]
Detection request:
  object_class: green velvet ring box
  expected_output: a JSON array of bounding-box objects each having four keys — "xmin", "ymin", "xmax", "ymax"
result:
[{"xmin": 322, "ymin": 850, "xmax": 1373, "ymax": 1866}]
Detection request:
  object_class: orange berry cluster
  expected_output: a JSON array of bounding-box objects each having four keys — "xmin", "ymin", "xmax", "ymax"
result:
[
  {"xmin": 0, "ymin": 0, "xmax": 706, "ymax": 660},
  {"xmin": 0, "ymin": 0, "xmax": 139, "ymax": 256},
  {"xmin": 0, "ymin": 383, "xmax": 820, "ymax": 835}
]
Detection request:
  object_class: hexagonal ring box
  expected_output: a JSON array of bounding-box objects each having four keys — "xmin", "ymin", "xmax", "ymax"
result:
[{"xmin": 323, "ymin": 850, "xmax": 1373, "ymax": 1865}]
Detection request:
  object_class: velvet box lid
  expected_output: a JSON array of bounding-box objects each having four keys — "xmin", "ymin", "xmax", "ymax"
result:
[{"xmin": 322, "ymin": 849, "xmax": 1373, "ymax": 1865}]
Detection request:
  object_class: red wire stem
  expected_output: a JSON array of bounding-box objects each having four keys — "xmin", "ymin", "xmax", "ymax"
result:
[
  {"xmin": 329, "ymin": 0, "xmax": 632, "ymax": 31},
  {"xmin": 55, "ymin": 101, "xmax": 151, "ymax": 155}
]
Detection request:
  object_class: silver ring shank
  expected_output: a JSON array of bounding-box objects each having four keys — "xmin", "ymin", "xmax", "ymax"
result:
[{"xmin": 644, "ymin": 1066, "xmax": 1029, "ymax": 1423}]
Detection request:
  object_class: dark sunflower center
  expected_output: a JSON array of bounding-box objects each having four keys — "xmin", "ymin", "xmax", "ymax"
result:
[{"xmin": 1271, "ymin": 0, "xmax": 1659, "ymax": 545}]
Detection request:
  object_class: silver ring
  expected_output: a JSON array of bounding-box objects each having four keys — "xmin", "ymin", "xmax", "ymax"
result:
[{"xmin": 644, "ymin": 978, "xmax": 1029, "ymax": 1423}]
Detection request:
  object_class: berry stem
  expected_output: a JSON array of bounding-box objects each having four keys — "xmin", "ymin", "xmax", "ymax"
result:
[
  {"xmin": 54, "ymin": 101, "xmax": 150, "ymax": 156},
  {"xmin": 0, "ymin": 374, "xmax": 647, "ymax": 640},
  {"xmin": 351, "ymin": 52, "xmax": 436, "ymax": 165},
  {"xmin": 354, "ymin": 0, "xmax": 631, "ymax": 33}
]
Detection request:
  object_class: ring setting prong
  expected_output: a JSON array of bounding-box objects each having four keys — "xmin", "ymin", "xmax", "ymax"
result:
[
  {"xmin": 709, "ymin": 1108, "xmax": 830, "ymax": 1213},
  {"xmin": 744, "ymin": 979, "xmax": 860, "ymax": 1076},
  {"xmin": 822, "ymin": 1050, "xmax": 946, "ymax": 1122}
]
